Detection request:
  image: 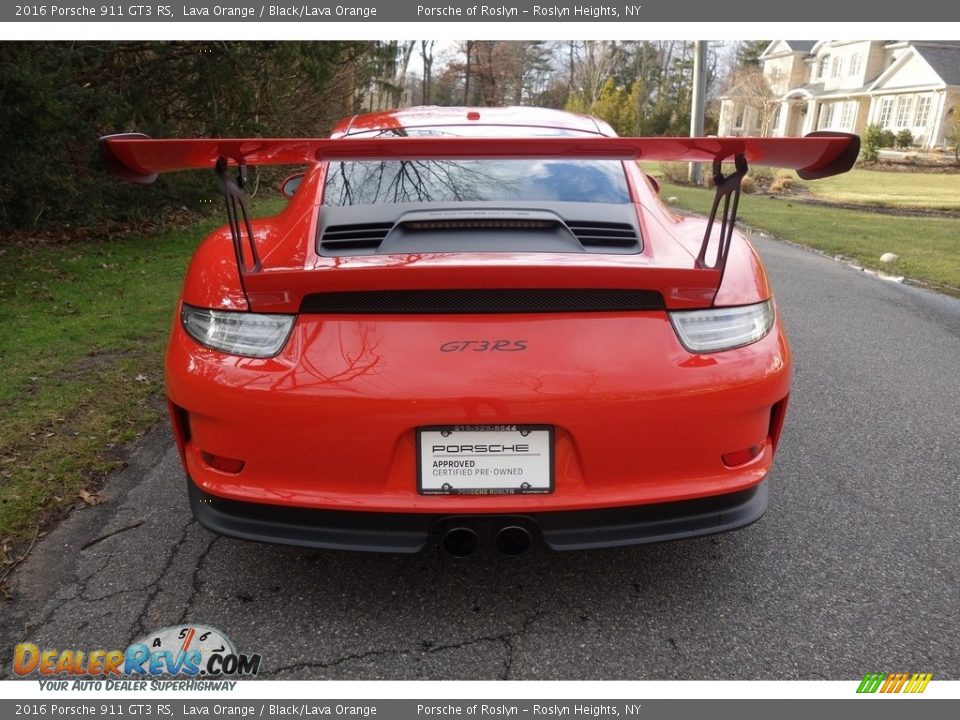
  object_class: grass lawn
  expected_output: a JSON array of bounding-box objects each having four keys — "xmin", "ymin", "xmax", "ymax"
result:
[
  {"xmin": 0, "ymin": 197, "xmax": 285, "ymax": 567},
  {"xmin": 804, "ymin": 168, "xmax": 960, "ymax": 211},
  {"xmin": 647, "ymin": 163, "xmax": 960, "ymax": 211},
  {"xmin": 660, "ymin": 182, "xmax": 960, "ymax": 292}
]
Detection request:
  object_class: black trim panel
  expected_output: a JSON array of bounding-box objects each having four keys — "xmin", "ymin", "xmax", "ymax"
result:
[
  {"xmin": 536, "ymin": 482, "xmax": 767, "ymax": 550},
  {"xmin": 300, "ymin": 288, "xmax": 666, "ymax": 314},
  {"xmin": 188, "ymin": 478, "xmax": 767, "ymax": 554}
]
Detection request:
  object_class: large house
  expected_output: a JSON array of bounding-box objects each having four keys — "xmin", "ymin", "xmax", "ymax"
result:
[{"xmin": 718, "ymin": 40, "xmax": 960, "ymax": 148}]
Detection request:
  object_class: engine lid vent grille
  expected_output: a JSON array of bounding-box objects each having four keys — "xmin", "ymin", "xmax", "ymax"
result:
[
  {"xmin": 320, "ymin": 223, "xmax": 393, "ymax": 253},
  {"xmin": 566, "ymin": 221, "xmax": 640, "ymax": 251},
  {"xmin": 300, "ymin": 288, "xmax": 665, "ymax": 314}
]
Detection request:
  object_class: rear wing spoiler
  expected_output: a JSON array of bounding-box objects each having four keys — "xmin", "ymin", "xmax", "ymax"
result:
[
  {"xmin": 101, "ymin": 133, "xmax": 858, "ymax": 183},
  {"xmin": 100, "ymin": 132, "xmax": 859, "ymax": 306}
]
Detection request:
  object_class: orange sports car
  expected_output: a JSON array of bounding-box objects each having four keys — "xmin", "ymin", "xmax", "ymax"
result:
[{"xmin": 101, "ymin": 107, "xmax": 858, "ymax": 556}]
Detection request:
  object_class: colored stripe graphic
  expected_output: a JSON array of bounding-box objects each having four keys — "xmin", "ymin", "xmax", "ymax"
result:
[
  {"xmin": 890, "ymin": 673, "xmax": 909, "ymax": 693},
  {"xmin": 857, "ymin": 672, "xmax": 932, "ymax": 694},
  {"xmin": 905, "ymin": 673, "xmax": 933, "ymax": 694},
  {"xmin": 857, "ymin": 673, "xmax": 886, "ymax": 693}
]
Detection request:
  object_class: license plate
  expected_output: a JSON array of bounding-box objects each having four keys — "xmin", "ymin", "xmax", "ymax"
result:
[{"xmin": 417, "ymin": 425, "xmax": 554, "ymax": 495}]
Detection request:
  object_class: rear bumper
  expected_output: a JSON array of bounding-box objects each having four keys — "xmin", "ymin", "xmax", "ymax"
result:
[
  {"xmin": 188, "ymin": 475, "xmax": 768, "ymax": 553},
  {"xmin": 168, "ymin": 310, "xmax": 791, "ymax": 514}
]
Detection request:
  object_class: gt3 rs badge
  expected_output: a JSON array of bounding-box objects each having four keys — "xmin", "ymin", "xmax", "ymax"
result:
[{"xmin": 440, "ymin": 340, "xmax": 528, "ymax": 352}]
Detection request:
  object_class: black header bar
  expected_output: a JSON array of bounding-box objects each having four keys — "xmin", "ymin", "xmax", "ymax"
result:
[{"xmin": 5, "ymin": 1, "xmax": 960, "ymax": 22}]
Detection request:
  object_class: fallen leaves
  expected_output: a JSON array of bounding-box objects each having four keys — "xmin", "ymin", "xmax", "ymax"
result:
[{"xmin": 78, "ymin": 490, "xmax": 104, "ymax": 506}]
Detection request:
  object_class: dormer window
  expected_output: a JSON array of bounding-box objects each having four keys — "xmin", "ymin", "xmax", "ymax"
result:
[
  {"xmin": 818, "ymin": 54, "xmax": 831, "ymax": 80},
  {"xmin": 831, "ymin": 57, "xmax": 843, "ymax": 79},
  {"xmin": 849, "ymin": 54, "xmax": 862, "ymax": 77}
]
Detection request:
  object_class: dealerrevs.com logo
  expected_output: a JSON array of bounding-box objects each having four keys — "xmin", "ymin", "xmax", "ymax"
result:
[
  {"xmin": 14, "ymin": 625, "xmax": 261, "ymax": 690},
  {"xmin": 857, "ymin": 672, "xmax": 933, "ymax": 694}
]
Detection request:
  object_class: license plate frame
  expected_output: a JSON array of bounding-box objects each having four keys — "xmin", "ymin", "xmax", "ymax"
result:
[{"xmin": 416, "ymin": 425, "xmax": 554, "ymax": 496}]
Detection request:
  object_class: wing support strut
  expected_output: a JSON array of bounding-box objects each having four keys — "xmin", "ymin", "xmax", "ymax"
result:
[
  {"xmin": 696, "ymin": 153, "xmax": 748, "ymax": 281},
  {"xmin": 215, "ymin": 157, "xmax": 261, "ymax": 303}
]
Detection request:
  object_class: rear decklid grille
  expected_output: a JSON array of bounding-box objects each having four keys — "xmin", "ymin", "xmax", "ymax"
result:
[
  {"xmin": 320, "ymin": 222, "xmax": 393, "ymax": 253},
  {"xmin": 316, "ymin": 203, "xmax": 643, "ymax": 257},
  {"xmin": 566, "ymin": 222, "xmax": 640, "ymax": 252},
  {"xmin": 299, "ymin": 288, "xmax": 665, "ymax": 314}
]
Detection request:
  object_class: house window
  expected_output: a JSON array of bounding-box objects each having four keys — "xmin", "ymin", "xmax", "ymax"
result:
[
  {"xmin": 831, "ymin": 57, "xmax": 843, "ymax": 79},
  {"xmin": 914, "ymin": 95, "xmax": 933, "ymax": 127},
  {"xmin": 849, "ymin": 54, "xmax": 862, "ymax": 77},
  {"xmin": 840, "ymin": 102, "xmax": 856, "ymax": 130},
  {"xmin": 819, "ymin": 103, "xmax": 836, "ymax": 129},
  {"xmin": 734, "ymin": 105, "xmax": 746, "ymax": 130},
  {"xmin": 877, "ymin": 97, "xmax": 893, "ymax": 127},
  {"xmin": 895, "ymin": 96, "xmax": 913, "ymax": 127},
  {"xmin": 818, "ymin": 54, "xmax": 830, "ymax": 80},
  {"xmin": 769, "ymin": 67, "xmax": 782, "ymax": 84}
]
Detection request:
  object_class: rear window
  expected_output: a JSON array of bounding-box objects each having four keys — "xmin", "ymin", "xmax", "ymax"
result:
[
  {"xmin": 323, "ymin": 159, "xmax": 631, "ymax": 206},
  {"xmin": 321, "ymin": 127, "xmax": 631, "ymax": 206}
]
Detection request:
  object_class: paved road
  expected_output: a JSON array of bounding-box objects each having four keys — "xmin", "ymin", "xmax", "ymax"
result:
[{"xmin": 2, "ymin": 235, "xmax": 959, "ymax": 680}]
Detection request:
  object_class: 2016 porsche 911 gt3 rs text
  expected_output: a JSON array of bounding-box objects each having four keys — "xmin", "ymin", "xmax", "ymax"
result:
[{"xmin": 100, "ymin": 107, "xmax": 859, "ymax": 556}]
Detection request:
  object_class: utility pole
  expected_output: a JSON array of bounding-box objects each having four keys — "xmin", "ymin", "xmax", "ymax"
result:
[
  {"xmin": 464, "ymin": 41, "xmax": 473, "ymax": 106},
  {"xmin": 689, "ymin": 41, "xmax": 708, "ymax": 185}
]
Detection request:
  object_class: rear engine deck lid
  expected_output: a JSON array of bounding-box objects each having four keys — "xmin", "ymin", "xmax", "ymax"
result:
[{"xmin": 317, "ymin": 202, "xmax": 643, "ymax": 257}]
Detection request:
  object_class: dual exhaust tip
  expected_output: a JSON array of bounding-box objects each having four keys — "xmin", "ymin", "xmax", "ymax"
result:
[{"xmin": 441, "ymin": 525, "xmax": 532, "ymax": 558}]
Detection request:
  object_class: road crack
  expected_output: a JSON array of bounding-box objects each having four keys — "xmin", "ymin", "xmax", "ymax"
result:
[
  {"xmin": 267, "ymin": 608, "xmax": 545, "ymax": 679},
  {"xmin": 80, "ymin": 521, "xmax": 144, "ymax": 551},
  {"xmin": 178, "ymin": 534, "xmax": 220, "ymax": 624},
  {"xmin": 127, "ymin": 519, "xmax": 197, "ymax": 643}
]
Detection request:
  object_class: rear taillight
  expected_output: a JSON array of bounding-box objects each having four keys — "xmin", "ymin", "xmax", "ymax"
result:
[
  {"xmin": 670, "ymin": 300, "xmax": 774, "ymax": 353},
  {"xmin": 181, "ymin": 304, "xmax": 294, "ymax": 358}
]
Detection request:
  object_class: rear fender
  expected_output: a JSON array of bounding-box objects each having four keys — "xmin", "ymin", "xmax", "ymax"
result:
[{"xmin": 180, "ymin": 166, "xmax": 325, "ymax": 311}]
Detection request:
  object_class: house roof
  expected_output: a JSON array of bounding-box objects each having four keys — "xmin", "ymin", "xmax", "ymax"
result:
[
  {"xmin": 912, "ymin": 43, "xmax": 960, "ymax": 86},
  {"xmin": 867, "ymin": 43, "xmax": 960, "ymax": 92},
  {"xmin": 760, "ymin": 40, "xmax": 817, "ymax": 60}
]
